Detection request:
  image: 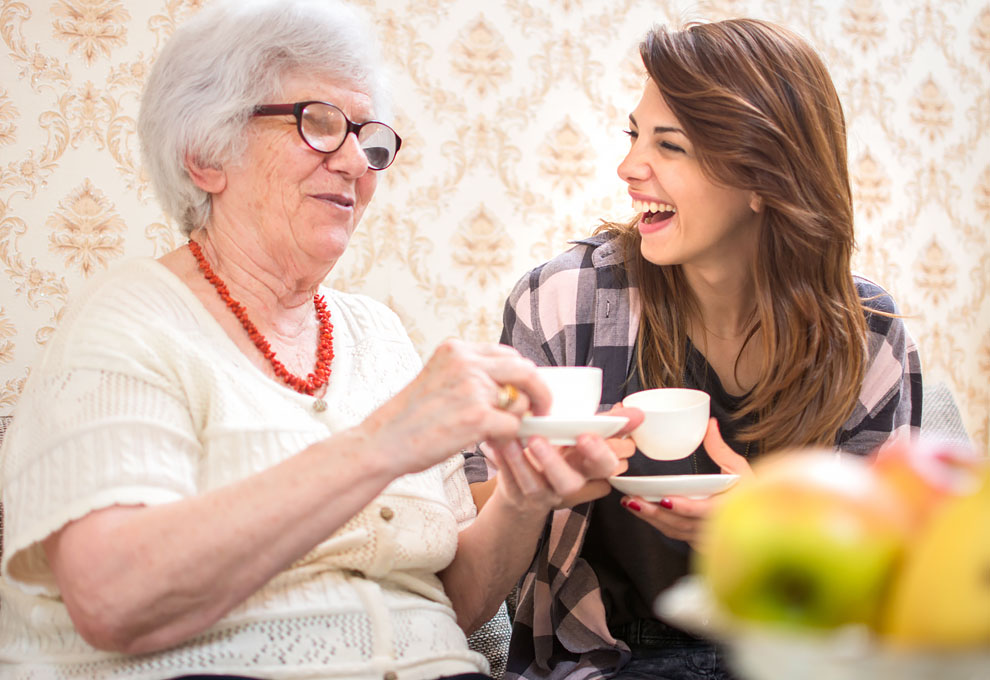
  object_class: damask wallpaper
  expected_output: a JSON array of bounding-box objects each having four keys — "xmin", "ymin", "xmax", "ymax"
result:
[{"xmin": 1, "ymin": 0, "xmax": 988, "ymax": 454}]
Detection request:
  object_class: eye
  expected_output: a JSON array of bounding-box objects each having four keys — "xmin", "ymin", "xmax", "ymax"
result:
[
  {"xmin": 623, "ymin": 128, "xmax": 638, "ymax": 141},
  {"xmin": 660, "ymin": 141, "xmax": 685, "ymax": 153}
]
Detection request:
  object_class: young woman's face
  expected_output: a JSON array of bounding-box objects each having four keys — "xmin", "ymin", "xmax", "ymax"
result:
[{"xmin": 617, "ymin": 79, "xmax": 761, "ymax": 270}]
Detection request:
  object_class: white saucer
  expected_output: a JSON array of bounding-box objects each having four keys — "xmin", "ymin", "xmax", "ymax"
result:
[
  {"xmin": 608, "ymin": 473, "xmax": 740, "ymax": 500},
  {"xmin": 518, "ymin": 415, "xmax": 629, "ymax": 446}
]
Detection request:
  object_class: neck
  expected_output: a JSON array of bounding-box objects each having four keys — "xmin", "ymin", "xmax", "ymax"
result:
[
  {"xmin": 682, "ymin": 260, "xmax": 757, "ymax": 340},
  {"xmin": 189, "ymin": 226, "xmax": 327, "ymax": 333}
]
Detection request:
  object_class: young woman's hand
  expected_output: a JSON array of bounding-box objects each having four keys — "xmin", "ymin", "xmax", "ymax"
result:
[{"xmin": 619, "ymin": 418, "xmax": 753, "ymax": 547}]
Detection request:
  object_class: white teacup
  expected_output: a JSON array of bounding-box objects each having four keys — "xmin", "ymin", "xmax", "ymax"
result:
[
  {"xmin": 622, "ymin": 388, "xmax": 710, "ymax": 460},
  {"xmin": 536, "ymin": 366, "xmax": 602, "ymax": 418}
]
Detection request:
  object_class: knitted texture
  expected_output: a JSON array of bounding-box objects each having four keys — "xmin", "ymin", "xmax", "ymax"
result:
[{"xmin": 0, "ymin": 260, "xmax": 484, "ymax": 679}]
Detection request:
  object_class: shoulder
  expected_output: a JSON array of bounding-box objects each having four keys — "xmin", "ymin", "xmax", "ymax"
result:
[
  {"xmin": 853, "ymin": 275, "xmax": 915, "ymax": 358},
  {"xmin": 508, "ymin": 231, "xmax": 625, "ymax": 305},
  {"xmin": 854, "ymin": 274, "xmax": 899, "ymax": 335},
  {"xmin": 320, "ymin": 288, "xmax": 412, "ymax": 343},
  {"xmin": 46, "ymin": 259, "xmax": 199, "ymax": 358}
]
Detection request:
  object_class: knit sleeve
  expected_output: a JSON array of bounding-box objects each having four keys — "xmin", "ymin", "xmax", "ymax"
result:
[
  {"xmin": 1, "ymin": 273, "xmax": 201, "ymax": 594},
  {"xmin": 440, "ymin": 454, "xmax": 477, "ymax": 530}
]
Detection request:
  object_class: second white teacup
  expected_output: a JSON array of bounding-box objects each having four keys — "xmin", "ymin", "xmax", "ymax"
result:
[
  {"xmin": 536, "ymin": 366, "xmax": 602, "ymax": 417},
  {"xmin": 622, "ymin": 388, "xmax": 710, "ymax": 460}
]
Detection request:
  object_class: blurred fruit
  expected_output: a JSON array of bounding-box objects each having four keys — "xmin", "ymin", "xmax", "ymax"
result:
[
  {"xmin": 881, "ymin": 464, "xmax": 990, "ymax": 648},
  {"xmin": 871, "ymin": 438, "xmax": 984, "ymax": 528},
  {"xmin": 696, "ymin": 450, "xmax": 910, "ymax": 631}
]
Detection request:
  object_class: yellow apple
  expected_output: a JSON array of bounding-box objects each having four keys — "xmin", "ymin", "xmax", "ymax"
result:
[{"xmin": 881, "ymin": 463, "xmax": 990, "ymax": 648}]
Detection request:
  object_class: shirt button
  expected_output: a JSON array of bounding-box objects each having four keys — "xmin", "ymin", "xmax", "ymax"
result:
[
  {"xmin": 383, "ymin": 672, "xmax": 398, "ymax": 680},
  {"xmin": 379, "ymin": 506, "xmax": 395, "ymax": 521}
]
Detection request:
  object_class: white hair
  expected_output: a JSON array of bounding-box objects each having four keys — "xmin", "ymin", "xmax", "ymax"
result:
[{"xmin": 138, "ymin": 0, "xmax": 389, "ymax": 235}]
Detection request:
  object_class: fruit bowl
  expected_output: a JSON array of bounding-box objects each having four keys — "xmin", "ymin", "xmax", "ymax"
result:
[{"xmin": 655, "ymin": 576, "xmax": 990, "ymax": 680}]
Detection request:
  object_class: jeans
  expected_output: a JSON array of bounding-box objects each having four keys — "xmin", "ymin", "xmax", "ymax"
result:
[
  {"xmin": 612, "ymin": 643, "xmax": 738, "ymax": 680},
  {"xmin": 609, "ymin": 619, "xmax": 738, "ymax": 680}
]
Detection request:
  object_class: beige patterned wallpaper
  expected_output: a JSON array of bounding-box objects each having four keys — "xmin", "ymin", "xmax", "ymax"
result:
[{"xmin": 1, "ymin": 0, "xmax": 988, "ymax": 455}]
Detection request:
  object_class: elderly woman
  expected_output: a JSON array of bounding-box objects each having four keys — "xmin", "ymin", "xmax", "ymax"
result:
[{"xmin": 0, "ymin": 1, "xmax": 635, "ymax": 678}]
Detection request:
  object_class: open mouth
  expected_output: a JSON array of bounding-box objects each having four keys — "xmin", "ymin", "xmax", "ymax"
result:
[{"xmin": 633, "ymin": 199, "xmax": 676, "ymax": 224}]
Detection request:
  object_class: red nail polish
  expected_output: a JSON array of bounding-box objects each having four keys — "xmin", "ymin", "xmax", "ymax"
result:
[
  {"xmin": 659, "ymin": 498, "xmax": 673, "ymax": 509},
  {"xmin": 627, "ymin": 501, "xmax": 642, "ymax": 512}
]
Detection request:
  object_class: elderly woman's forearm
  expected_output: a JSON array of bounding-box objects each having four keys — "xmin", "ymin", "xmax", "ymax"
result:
[
  {"xmin": 440, "ymin": 492, "xmax": 549, "ymax": 633},
  {"xmin": 42, "ymin": 429, "xmax": 395, "ymax": 654}
]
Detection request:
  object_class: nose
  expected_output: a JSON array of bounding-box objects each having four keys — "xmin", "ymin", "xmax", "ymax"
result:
[
  {"xmin": 324, "ymin": 132, "xmax": 370, "ymax": 178},
  {"xmin": 617, "ymin": 142, "xmax": 650, "ymax": 185}
]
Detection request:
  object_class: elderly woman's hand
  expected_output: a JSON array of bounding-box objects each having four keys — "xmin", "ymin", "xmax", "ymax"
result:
[
  {"xmin": 619, "ymin": 418, "xmax": 754, "ymax": 548},
  {"xmin": 356, "ymin": 339, "xmax": 551, "ymax": 476},
  {"xmin": 478, "ymin": 405, "xmax": 642, "ymax": 512}
]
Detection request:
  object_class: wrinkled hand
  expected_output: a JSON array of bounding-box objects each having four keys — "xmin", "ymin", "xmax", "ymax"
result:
[
  {"xmin": 620, "ymin": 418, "xmax": 753, "ymax": 548},
  {"xmin": 482, "ymin": 405, "xmax": 643, "ymax": 513},
  {"xmin": 358, "ymin": 339, "xmax": 551, "ymax": 476}
]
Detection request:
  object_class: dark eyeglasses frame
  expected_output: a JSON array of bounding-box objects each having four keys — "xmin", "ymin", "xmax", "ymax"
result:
[{"xmin": 252, "ymin": 100, "xmax": 402, "ymax": 170}]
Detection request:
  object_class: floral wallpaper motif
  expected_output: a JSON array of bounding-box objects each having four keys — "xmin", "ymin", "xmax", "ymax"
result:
[{"xmin": 1, "ymin": 0, "xmax": 988, "ymax": 454}]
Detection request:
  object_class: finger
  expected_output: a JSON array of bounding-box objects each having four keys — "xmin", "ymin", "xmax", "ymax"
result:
[
  {"xmin": 527, "ymin": 437, "xmax": 587, "ymax": 498},
  {"xmin": 620, "ymin": 497, "xmax": 702, "ymax": 540},
  {"xmin": 602, "ymin": 405, "xmax": 645, "ymax": 436},
  {"xmin": 481, "ymin": 357, "xmax": 553, "ymax": 417},
  {"xmin": 493, "ymin": 383, "xmax": 531, "ymax": 418},
  {"xmin": 606, "ymin": 436, "xmax": 637, "ymax": 461},
  {"xmin": 483, "ymin": 408, "xmax": 532, "ymax": 446},
  {"xmin": 496, "ymin": 437, "xmax": 554, "ymax": 498},
  {"xmin": 569, "ymin": 434, "xmax": 624, "ymax": 478},
  {"xmin": 485, "ymin": 440, "xmax": 526, "ymax": 499},
  {"xmin": 703, "ymin": 418, "xmax": 754, "ymax": 477}
]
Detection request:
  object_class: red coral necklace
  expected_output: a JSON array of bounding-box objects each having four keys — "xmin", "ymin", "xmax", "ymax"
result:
[{"xmin": 188, "ymin": 239, "xmax": 334, "ymax": 405}]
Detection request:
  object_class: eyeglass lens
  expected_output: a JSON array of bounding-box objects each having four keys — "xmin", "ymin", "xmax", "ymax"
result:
[{"xmin": 300, "ymin": 102, "xmax": 398, "ymax": 170}]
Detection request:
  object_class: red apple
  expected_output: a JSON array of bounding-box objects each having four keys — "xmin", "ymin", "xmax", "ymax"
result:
[{"xmin": 870, "ymin": 437, "xmax": 984, "ymax": 528}]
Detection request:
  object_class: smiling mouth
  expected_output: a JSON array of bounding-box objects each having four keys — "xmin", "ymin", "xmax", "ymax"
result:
[
  {"xmin": 633, "ymin": 199, "xmax": 676, "ymax": 224},
  {"xmin": 313, "ymin": 193, "xmax": 354, "ymax": 209}
]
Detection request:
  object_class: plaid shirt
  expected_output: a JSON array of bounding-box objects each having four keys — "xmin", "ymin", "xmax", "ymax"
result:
[{"xmin": 464, "ymin": 231, "xmax": 923, "ymax": 680}]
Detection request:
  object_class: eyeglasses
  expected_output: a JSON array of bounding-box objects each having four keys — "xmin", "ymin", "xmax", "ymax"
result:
[{"xmin": 252, "ymin": 101, "xmax": 402, "ymax": 170}]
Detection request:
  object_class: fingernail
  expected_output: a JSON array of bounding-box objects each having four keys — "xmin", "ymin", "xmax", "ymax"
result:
[
  {"xmin": 626, "ymin": 500, "xmax": 642, "ymax": 512},
  {"xmin": 659, "ymin": 498, "xmax": 673, "ymax": 509}
]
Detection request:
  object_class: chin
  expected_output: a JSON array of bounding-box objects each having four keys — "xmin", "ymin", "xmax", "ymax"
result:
[{"xmin": 639, "ymin": 240, "xmax": 678, "ymax": 267}]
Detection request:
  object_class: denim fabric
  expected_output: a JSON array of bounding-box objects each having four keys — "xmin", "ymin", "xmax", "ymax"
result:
[{"xmin": 611, "ymin": 643, "xmax": 739, "ymax": 680}]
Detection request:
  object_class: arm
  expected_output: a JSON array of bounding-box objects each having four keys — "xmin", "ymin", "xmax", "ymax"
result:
[
  {"xmin": 837, "ymin": 290, "xmax": 924, "ymax": 455},
  {"xmin": 43, "ymin": 429, "xmax": 395, "ymax": 654},
  {"xmin": 443, "ymin": 427, "xmax": 637, "ymax": 633},
  {"xmin": 41, "ymin": 340, "xmax": 553, "ymax": 654}
]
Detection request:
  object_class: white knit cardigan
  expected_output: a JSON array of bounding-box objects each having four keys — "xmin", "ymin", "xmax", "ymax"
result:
[{"xmin": 0, "ymin": 259, "xmax": 485, "ymax": 680}]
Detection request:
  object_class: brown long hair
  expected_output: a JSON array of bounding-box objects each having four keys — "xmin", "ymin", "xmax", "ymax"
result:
[{"xmin": 610, "ymin": 18, "xmax": 867, "ymax": 452}]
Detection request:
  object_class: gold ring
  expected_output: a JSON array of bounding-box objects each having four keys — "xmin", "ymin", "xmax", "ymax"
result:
[{"xmin": 494, "ymin": 384, "xmax": 521, "ymax": 410}]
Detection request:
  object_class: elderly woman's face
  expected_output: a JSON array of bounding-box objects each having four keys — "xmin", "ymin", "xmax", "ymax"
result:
[{"xmin": 214, "ymin": 73, "xmax": 379, "ymax": 271}]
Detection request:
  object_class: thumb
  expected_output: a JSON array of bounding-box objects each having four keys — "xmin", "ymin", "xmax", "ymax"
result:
[
  {"xmin": 601, "ymin": 404, "xmax": 644, "ymax": 436},
  {"xmin": 703, "ymin": 418, "xmax": 753, "ymax": 477}
]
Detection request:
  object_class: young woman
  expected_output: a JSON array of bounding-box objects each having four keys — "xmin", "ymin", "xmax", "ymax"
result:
[{"xmin": 467, "ymin": 17, "xmax": 922, "ymax": 680}]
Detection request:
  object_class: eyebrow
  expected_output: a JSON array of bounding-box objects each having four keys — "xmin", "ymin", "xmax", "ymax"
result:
[{"xmin": 628, "ymin": 113, "xmax": 686, "ymax": 136}]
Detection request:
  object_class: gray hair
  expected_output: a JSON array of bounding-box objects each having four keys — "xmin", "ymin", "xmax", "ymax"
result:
[{"xmin": 138, "ymin": 0, "xmax": 389, "ymax": 235}]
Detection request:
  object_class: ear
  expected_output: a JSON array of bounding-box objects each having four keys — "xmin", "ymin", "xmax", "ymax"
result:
[
  {"xmin": 749, "ymin": 193, "xmax": 763, "ymax": 213},
  {"xmin": 185, "ymin": 154, "xmax": 227, "ymax": 194}
]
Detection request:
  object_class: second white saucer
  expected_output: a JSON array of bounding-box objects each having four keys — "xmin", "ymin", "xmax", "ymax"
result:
[
  {"xmin": 608, "ymin": 473, "xmax": 740, "ymax": 500},
  {"xmin": 518, "ymin": 415, "xmax": 629, "ymax": 446}
]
